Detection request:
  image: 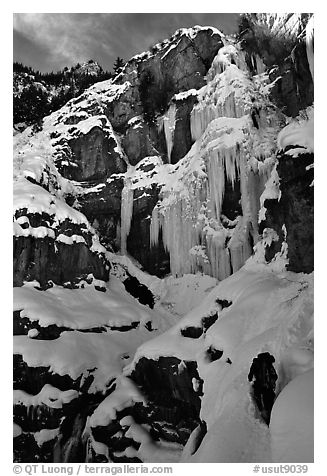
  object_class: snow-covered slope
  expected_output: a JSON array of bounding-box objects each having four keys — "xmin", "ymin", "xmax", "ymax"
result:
[{"xmin": 13, "ymin": 18, "xmax": 314, "ymax": 463}]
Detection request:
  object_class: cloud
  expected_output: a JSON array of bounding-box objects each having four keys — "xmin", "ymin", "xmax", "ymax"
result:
[
  {"xmin": 13, "ymin": 13, "xmax": 240, "ymax": 72},
  {"xmin": 14, "ymin": 13, "xmax": 115, "ymax": 69}
]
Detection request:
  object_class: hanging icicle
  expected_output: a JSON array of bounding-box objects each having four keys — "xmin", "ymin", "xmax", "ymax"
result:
[
  {"xmin": 120, "ymin": 172, "xmax": 134, "ymax": 254},
  {"xmin": 159, "ymin": 103, "xmax": 177, "ymax": 163},
  {"xmin": 306, "ymin": 15, "xmax": 314, "ymax": 81}
]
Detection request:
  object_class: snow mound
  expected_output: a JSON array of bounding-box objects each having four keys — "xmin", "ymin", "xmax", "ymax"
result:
[{"xmin": 270, "ymin": 369, "xmax": 314, "ymax": 462}]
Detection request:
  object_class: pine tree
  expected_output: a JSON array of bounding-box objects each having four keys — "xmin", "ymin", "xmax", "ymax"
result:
[{"xmin": 113, "ymin": 57, "xmax": 125, "ymax": 74}]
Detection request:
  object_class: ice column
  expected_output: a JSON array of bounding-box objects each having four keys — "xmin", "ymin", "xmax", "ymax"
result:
[
  {"xmin": 120, "ymin": 174, "xmax": 134, "ymax": 254},
  {"xmin": 160, "ymin": 104, "xmax": 177, "ymax": 163}
]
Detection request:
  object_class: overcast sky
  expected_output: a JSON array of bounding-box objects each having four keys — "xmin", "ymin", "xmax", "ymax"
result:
[{"xmin": 13, "ymin": 13, "xmax": 240, "ymax": 73}]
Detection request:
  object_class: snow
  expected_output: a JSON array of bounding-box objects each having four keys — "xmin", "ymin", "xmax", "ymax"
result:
[
  {"xmin": 34, "ymin": 428, "xmax": 60, "ymax": 447},
  {"xmin": 13, "ymin": 272, "xmax": 183, "ymax": 393},
  {"xmin": 56, "ymin": 234, "xmax": 86, "ymax": 245},
  {"xmin": 174, "ymin": 89, "xmax": 198, "ymax": 101},
  {"xmin": 154, "ymin": 273, "xmax": 217, "ymax": 316},
  {"xmin": 27, "ymin": 328, "xmax": 39, "ymax": 338},
  {"xmin": 14, "ymin": 330, "xmax": 149, "ymax": 393},
  {"xmin": 89, "ymin": 376, "xmax": 146, "ymax": 427},
  {"xmin": 13, "ymin": 384, "xmax": 79, "ymax": 409},
  {"xmin": 270, "ymin": 369, "xmax": 314, "ymax": 462},
  {"xmin": 258, "ymin": 163, "xmax": 281, "ymax": 222},
  {"xmin": 14, "ymin": 279, "xmax": 156, "ymax": 330},
  {"xmin": 13, "ymin": 222, "xmax": 55, "ymax": 240},
  {"xmin": 277, "ymin": 107, "xmax": 314, "ymax": 155},
  {"xmin": 119, "ymin": 415, "xmax": 182, "ymax": 463},
  {"xmin": 13, "ymin": 423, "xmax": 22, "ymax": 438},
  {"xmin": 13, "ymin": 178, "xmax": 90, "ymax": 227}
]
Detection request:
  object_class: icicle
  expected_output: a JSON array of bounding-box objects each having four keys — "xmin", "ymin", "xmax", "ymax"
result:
[
  {"xmin": 120, "ymin": 175, "xmax": 134, "ymax": 254},
  {"xmin": 159, "ymin": 104, "xmax": 177, "ymax": 163},
  {"xmin": 150, "ymin": 205, "xmax": 160, "ymax": 247},
  {"xmin": 147, "ymin": 37, "xmax": 280, "ymax": 281},
  {"xmin": 306, "ymin": 16, "xmax": 314, "ymax": 81}
]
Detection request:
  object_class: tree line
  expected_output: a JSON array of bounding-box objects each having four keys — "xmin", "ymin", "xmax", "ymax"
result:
[{"xmin": 13, "ymin": 57, "xmax": 125, "ymax": 127}]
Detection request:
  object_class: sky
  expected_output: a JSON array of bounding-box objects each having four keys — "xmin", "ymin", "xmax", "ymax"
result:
[{"xmin": 13, "ymin": 13, "xmax": 240, "ymax": 73}]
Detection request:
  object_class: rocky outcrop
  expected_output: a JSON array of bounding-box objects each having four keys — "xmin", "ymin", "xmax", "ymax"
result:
[
  {"xmin": 239, "ymin": 14, "xmax": 313, "ymax": 117},
  {"xmin": 13, "ymin": 209, "xmax": 110, "ymax": 288},
  {"xmin": 67, "ymin": 126, "xmax": 127, "ymax": 181},
  {"xmin": 260, "ymin": 151, "xmax": 314, "ymax": 273},
  {"xmin": 170, "ymin": 94, "xmax": 198, "ymax": 164},
  {"xmin": 248, "ymin": 352, "xmax": 278, "ymax": 425},
  {"xmin": 13, "ymin": 235, "xmax": 109, "ymax": 288},
  {"xmin": 90, "ymin": 356, "xmax": 203, "ymax": 462},
  {"xmin": 78, "ymin": 178, "xmax": 123, "ymax": 250},
  {"xmin": 107, "ymin": 27, "xmax": 222, "ymax": 129},
  {"xmin": 269, "ymin": 41, "xmax": 313, "ymax": 118},
  {"xmin": 122, "ymin": 119, "xmax": 163, "ymax": 166}
]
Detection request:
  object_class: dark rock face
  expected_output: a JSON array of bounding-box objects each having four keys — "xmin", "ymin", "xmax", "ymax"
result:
[
  {"xmin": 13, "ymin": 354, "xmax": 88, "ymax": 395},
  {"xmin": 90, "ymin": 409, "xmax": 142, "ymax": 463},
  {"xmin": 13, "ymin": 347, "xmax": 115, "ymax": 463},
  {"xmin": 90, "ymin": 357, "xmax": 204, "ymax": 462},
  {"xmin": 269, "ymin": 42, "xmax": 314, "ymax": 118},
  {"xmin": 122, "ymin": 121, "xmax": 162, "ymax": 166},
  {"xmin": 78, "ymin": 178, "xmax": 123, "ymax": 251},
  {"xmin": 260, "ymin": 152, "xmax": 314, "ymax": 273},
  {"xmin": 131, "ymin": 357, "xmax": 203, "ymax": 418},
  {"xmin": 68, "ymin": 127, "xmax": 127, "ymax": 181},
  {"xmin": 13, "ymin": 311, "xmax": 115, "ymax": 340},
  {"xmin": 14, "ymin": 432, "xmax": 57, "ymax": 463},
  {"xmin": 181, "ymin": 312, "xmax": 219, "ymax": 339},
  {"xmin": 13, "ymin": 204, "xmax": 110, "ymax": 288},
  {"xmin": 239, "ymin": 15, "xmax": 313, "ymax": 118},
  {"xmin": 13, "ymin": 236, "xmax": 109, "ymax": 288},
  {"xmin": 123, "ymin": 274, "xmax": 155, "ymax": 308},
  {"xmin": 136, "ymin": 31, "xmax": 222, "ymax": 124},
  {"xmin": 248, "ymin": 352, "xmax": 278, "ymax": 425},
  {"xmin": 216, "ymin": 299, "xmax": 232, "ymax": 310},
  {"xmin": 171, "ymin": 95, "xmax": 197, "ymax": 164},
  {"xmin": 206, "ymin": 346, "xmax": 223, "ymax": 362},
  {"xmin": 127, "ymin": 187, "xmax": 170, "ymax": 277}
]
